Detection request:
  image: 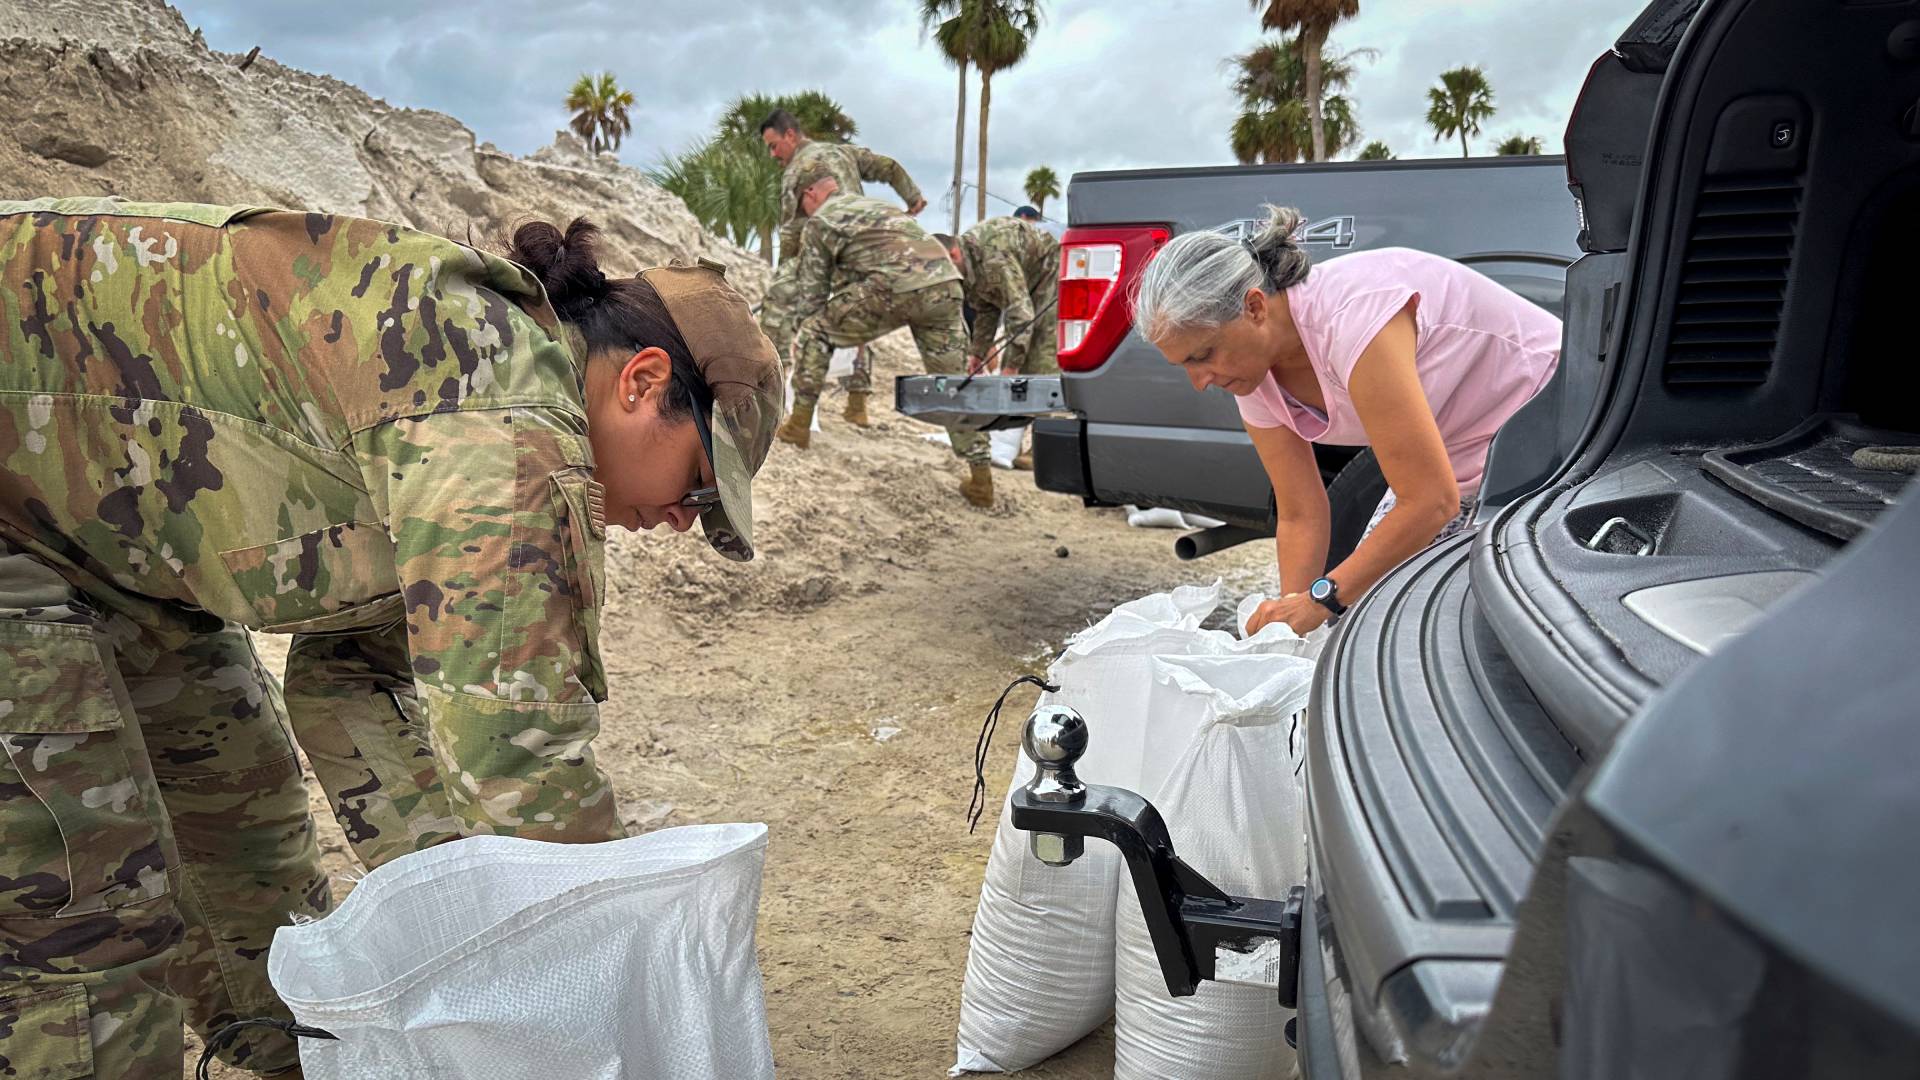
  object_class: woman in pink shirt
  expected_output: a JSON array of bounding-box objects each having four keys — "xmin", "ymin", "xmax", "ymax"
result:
[{"xmin": 1132, "ymin": 205, "xmax": 1561, "ymax": 636}]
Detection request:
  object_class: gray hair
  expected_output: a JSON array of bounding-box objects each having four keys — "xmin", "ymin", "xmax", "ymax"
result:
[{"xmin": 1131, "ymin": 205, "xmax": 1311, "ymax": 340}]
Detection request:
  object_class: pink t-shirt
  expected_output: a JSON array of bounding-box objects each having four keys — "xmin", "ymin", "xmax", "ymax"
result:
[{"xmin": 1236, "ymin": 247, "xmax": 1561, "ymax": 496}]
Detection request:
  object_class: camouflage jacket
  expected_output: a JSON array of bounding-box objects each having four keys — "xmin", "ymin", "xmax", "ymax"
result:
[
  {"xmin": 0, "ymin": 198, "xmax": 608, "ymax": 725},
  {"xmin": 960, "ymin": 216, "xmax": 1060, "ymax": 363},
  {"xmin": 777, "ymin": 140, "xmax": 923, "ymax": 263},
  {"xmin": 789, "ymin": 194, "xmax": 959, "ymax": 326}
]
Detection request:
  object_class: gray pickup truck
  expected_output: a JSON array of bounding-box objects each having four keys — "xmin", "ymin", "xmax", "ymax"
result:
[{"xmin": 900, "ymin": 156, "xmax": 1581, "ymax": 563}]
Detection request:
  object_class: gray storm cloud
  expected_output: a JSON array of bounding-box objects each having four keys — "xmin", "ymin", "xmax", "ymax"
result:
[{"xmin": 175, "ymin": 0, "xmax": 1645, "ymax": 230}]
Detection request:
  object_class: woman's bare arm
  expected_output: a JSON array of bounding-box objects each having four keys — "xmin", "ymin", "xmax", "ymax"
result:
[
  {"xmin": 1327, "ymin": 305, "xmax": 1459, "ymax": 600},
  {"xmin": 1245, "ymin": 419, "xmax": 1329, "ymax": 596}
]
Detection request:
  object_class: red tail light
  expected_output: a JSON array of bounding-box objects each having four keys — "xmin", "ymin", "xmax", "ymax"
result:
[{"xmin": 1057, "ymin": 225, "xmax": 1170, "ymax": 372}]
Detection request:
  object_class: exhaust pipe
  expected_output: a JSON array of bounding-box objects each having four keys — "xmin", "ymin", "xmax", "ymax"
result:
[{"xmin": 1174, "ymin": 524, "xmax": 1266, "ymax": 561}]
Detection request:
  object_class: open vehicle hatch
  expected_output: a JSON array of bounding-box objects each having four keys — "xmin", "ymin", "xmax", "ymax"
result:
[{"xmin": 893, "ymin": 374, "xmax": 1066, "ymax": 432}]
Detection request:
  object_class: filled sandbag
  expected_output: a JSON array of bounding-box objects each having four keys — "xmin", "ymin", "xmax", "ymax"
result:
[
  {"xmin": 1112, "ymin": 653, "xmax": 1316, "ymax": 1080},
  {"xmin": 953, "ymin": 584, "xmax": 1317, "ymax": 1075},
  {"xmin": 270, "ymin": 825, "xmax": 774, "ymax": 1080}
]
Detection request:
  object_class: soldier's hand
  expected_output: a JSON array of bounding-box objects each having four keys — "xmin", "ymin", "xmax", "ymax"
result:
[
  {"xmin": 967, "ymin": 354, "xmax": 989, "ymax": 375},
  {"xmin": 907, "ymin": 197, "xmax": 928, "ymax": 215}
]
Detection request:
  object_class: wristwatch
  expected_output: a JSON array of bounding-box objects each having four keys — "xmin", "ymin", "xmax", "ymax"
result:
[{"xmin": 1308, "ymin": 576, "xmax": 1346, "ymax": 616}]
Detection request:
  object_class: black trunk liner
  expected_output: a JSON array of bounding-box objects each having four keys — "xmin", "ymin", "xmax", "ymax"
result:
[{"xmin": 1702, "ymin": 414, "xmax": 1920, "ymax": 540}]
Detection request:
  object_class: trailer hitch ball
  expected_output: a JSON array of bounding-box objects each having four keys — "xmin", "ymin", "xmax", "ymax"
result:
[{"xmin": 1021, "ymin": 704, "xmax": 1088, "ymax": 866}]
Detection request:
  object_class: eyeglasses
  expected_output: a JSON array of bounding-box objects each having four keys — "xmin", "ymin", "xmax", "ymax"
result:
[{"xmin": 680, "ymin": 485, "xmax": 721, "ymax": 510}]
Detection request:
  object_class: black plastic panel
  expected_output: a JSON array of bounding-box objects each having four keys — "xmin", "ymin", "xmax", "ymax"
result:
[
  {"xmin": 1030, "ymin": 416, "xmax": 1091, "ymax": 498},
  {"xmin": 1479, "ymin": 253, "xmax": 1627, "ymax": 508},
  {"xmin": 1616, "ymin": 0, "xmax": 1705, "ymax": 73},
  {"xmin": 1566, "ymin": 55, "xmax": 1663, "ymax": 254}
]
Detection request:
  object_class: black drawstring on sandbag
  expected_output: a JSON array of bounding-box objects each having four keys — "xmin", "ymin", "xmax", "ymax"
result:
[
  {"xmin": 195, "ymin": 1018, "xmax": 337, "ymax": 1079},
  {"xmin": 968, "ymin": 674, "xmax": 1060, "ymax": 834}
]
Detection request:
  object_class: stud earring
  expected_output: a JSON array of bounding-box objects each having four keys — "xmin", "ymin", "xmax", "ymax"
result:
[{"xmin": 628, "ymin": 395, "xmax": 637, "ymax": 403}]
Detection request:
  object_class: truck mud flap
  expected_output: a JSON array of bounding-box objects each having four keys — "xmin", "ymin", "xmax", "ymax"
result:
[{"xmin": 893, "ymin": 374, "xmax": 1066, "ymax": 432}]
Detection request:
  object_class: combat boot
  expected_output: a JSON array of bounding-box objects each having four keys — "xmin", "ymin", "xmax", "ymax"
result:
[
  {"xmin": 777, "ymin": 401, "xmax": 814, "ymax": 450},
  {"xmin": 843, "ymin": 391, "xmax": 872, "ymax": 428},
  {"xmin": 1013, "ymin": 451, "xmax": 1033, "ymax": 471},
  {"xmin": 960, "ymin": 463, "xmax": 995, "ymax": 508}
]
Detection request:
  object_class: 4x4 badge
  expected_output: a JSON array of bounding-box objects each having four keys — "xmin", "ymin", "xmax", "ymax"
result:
[{"xmin": 1213, "ymin": 214, "xmax": 1357, "ymax": 249}]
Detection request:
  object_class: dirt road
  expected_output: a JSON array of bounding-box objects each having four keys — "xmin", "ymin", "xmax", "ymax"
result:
[{"xmin": 189, "ymin": 362, "xmax": 1269, "ymax": 1079}]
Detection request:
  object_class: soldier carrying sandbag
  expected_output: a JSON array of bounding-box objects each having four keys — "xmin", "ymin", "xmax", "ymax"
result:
[
  {"xmin": 758, "ymin": 108, "xmax": 926, "ymax": 428},
  {"xmin": 774, "ymin": 164, "xmax": 995, "ymax": 508}
]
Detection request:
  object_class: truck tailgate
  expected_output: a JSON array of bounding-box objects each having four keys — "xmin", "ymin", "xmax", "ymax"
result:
[{"xmin": 893, "ymin": 374, "xmax": 1066, "ymax": 432}]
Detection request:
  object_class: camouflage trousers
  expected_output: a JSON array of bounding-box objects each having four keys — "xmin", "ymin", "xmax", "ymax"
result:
[
  {"xmin": 1003, "ymin": 266, "xmax": 1060, "ymax": 375},
  {"xmin": 0, "ymin": 539, "xmax": 329, "ymax": 1078},
  {"xmin": 759, "ymin": 261, "xmax": 874, "ymax": 396},
  {"xmin": 793, "ymin": 279, "xmax": 987, "ymax": 467}
]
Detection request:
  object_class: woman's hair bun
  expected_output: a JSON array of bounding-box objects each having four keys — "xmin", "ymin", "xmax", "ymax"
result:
[
  {"xmin": 507, "ymin": 216, "xmax": 611, "ymax": 320},
  {"xmin": 1249, "ymin": 205, "xmax": 1304, "ymax": 257},
  {"xmin": 1245, "ymin": 204, "xmax": 1311, "ymax": 291}
]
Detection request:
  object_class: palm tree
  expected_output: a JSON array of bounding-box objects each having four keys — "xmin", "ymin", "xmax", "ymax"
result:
[
  {"xmin": 652, "ymin": 90, "xmax": 860, "ymax": 262},
  {"xmin": 650, "ymin": 138, "xmax": 776, "ymax": 256},
  {"xmin": 927, "ymin": 1, "xmax": 1044, "ymax": 223},
  {"xmin": 1249, "ymin": 0, "xmax": 1359, "ymax": 162},
  {"xmin": 1230, "ymin": 104, "xmax": 1304, "ymax": 165},
  {"xmin": 1023, "ymin": 166, "xmax": 1061, "ymax": 216},
  {"xmin": 1495, "ymin": 134, "xmax": 1543, "ymax": 156},
  {"xmin": 1426, "ymin": 65, "xmax": 1496, "ymax": 158},
  {"xmin": 651, "ymin": 139, "xmax": 746, "ymax": 248},
  {"xmin": 1228, "ymin": 36, "xmax": 1367, "ymax": 164},
  {"xmin": 1357, "ymin": 140, "xmax": 1393, "ymax": 160},
  {"xmin": 719, "ymin": 90, "xmax": 857, "ymax": 144},
  {"xmin": 566, "ymin": 72, "xmax": 636, "ymax": 156}
]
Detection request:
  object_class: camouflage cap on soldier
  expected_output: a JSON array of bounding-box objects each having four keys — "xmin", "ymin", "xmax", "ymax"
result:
[
  {"xmin": 790, "ymin": 157, "xmax": 840, "ymax": 203},
  {"xmin": 639, "ymin": 260, "xmax": 783, "ymax": 561}
]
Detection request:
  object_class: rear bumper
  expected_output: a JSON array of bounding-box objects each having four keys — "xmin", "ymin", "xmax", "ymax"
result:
[
  {"xmin": 1073, "ymin": 419, "xmax": 1273, "ymax": 527},
  {"xmin": 1295, "ymin": 883, "xmax": 1355, "ymax": 1080},
  {"xmin": 1030, "ymin": 416, "xmax": 1096, "ymax": 499}
]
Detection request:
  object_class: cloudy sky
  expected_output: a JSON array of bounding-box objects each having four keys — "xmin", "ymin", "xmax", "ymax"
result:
[{"xmin": 170, "ymin": 0, "xmax": 1646, "ymax": 236}]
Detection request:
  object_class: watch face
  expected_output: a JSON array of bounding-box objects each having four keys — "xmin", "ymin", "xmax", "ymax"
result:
[{"xmin": 1311, "ymin": 578, "xmax": 1333, "ymax": 601}]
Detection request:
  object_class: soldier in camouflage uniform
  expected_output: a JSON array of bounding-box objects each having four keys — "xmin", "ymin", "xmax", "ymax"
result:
[
  {"xmin": 757, "ymin": 108, "xmax": 925, "ymax": 427},
  {"xmin": 941, "ymin": 215, "xmax": 1061, "ymax": 377},
  {"xmin": 772, "ymin": 167, "xmax": 994, "ymax": 508},
  {"xmin": 0, "ymin": 200, "xmax": 781, "ymax": 1077}
]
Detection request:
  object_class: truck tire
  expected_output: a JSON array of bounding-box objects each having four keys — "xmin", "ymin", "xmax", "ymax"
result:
[{"xmin": 1325, "ymin": 449, "xmax": 1388, "ymax": 569}]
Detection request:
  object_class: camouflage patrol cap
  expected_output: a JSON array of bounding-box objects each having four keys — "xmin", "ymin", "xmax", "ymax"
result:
[
  {"xmin": 639, "ymin": 260, "xmax": 783, "ymax": 562},
  {"xmin": 790, "ymin": 157, "xmax": 840, "ymax": 201}
]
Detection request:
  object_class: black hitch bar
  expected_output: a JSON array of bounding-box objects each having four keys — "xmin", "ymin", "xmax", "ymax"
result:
[{"xmin": 1008, "ymin": 702, "xmax": 1307, "ymax": 1006}]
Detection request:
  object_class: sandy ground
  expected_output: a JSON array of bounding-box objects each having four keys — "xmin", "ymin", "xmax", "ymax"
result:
[{"xmin": 186, "ymin": 359, "xmax": 1270, "ymax": 1079}]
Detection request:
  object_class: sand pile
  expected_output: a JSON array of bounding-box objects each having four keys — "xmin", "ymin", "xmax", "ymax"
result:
[{"xmin": 0, "ymin": 0, "xmax": 765, "ymax": 286}]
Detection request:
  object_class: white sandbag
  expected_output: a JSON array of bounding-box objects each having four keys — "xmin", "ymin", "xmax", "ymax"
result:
[
  {"xmin": 1124, "ymin": 505, "xmax": 1190, "ymax": 530},
  {"xmin": 270, "ymin": 825, "xmax": 773, "ymax": 1080},
  {"xmin": 953, "ymin": 584, "xmax": 1223, "ymax": 1075},
  {"xmin": 989, "ymin": 427, "xmax": 1024, "ymax": 469},
  {"xmin": 783, "ymin": 370, "xmax": 824, "ymax": 432},
  {"xmin": 827, "ymin": 345, "xmax": 858, "ymax": 380},
  {"xmin": 1113, "ymin": 653, "xmax": 1316, "ymax": 1080},
  {"xmin": 785, "ymin": 350, "xmax": 855, "ymax": 431},
  {"xmin": 955, "ymin": 583, "xmax": 1316, "ymax": 1075},
  {"xmin": 1124, "ymin": 505, "xmax": 1228, "ymax": 530}
]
